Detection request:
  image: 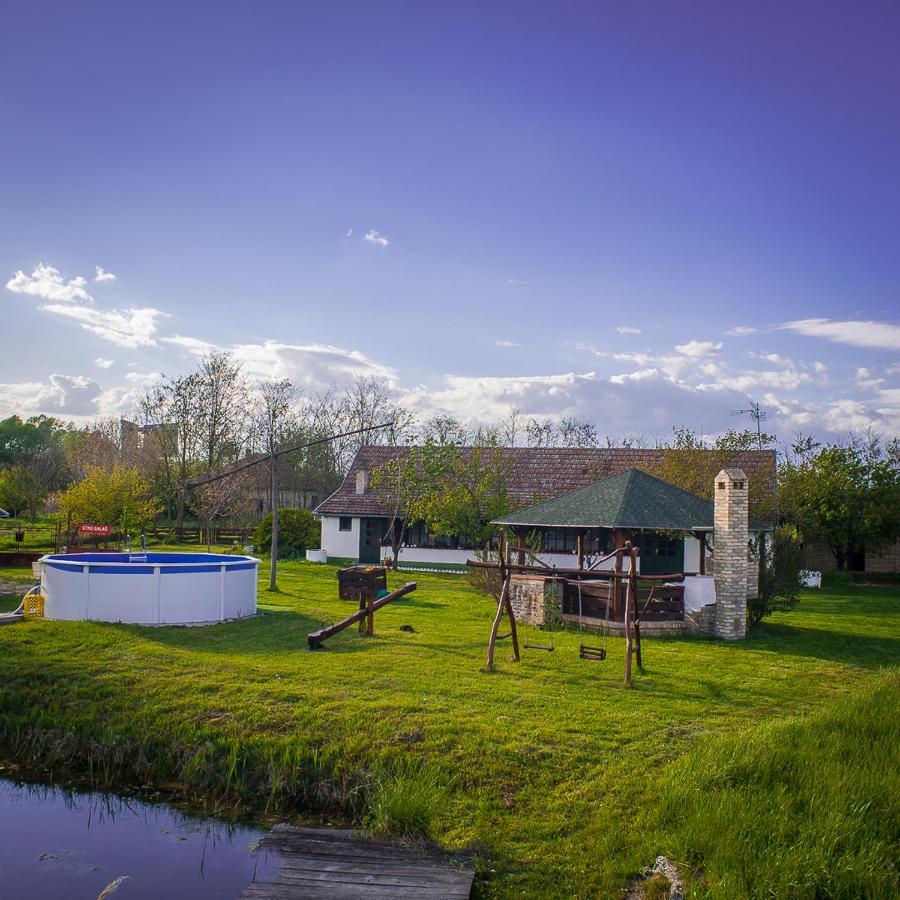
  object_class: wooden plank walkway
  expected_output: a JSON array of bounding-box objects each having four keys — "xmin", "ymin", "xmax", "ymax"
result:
[{"xmin": 240, "ymin": 824, "xmax": 475, "ymax": 899}]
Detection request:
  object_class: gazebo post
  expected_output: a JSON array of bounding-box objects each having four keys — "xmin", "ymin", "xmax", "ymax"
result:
[
  {"xmin": 516, "ymin": 528, "xmax": 526, "ymax": 567},
  {"xmin": 695, "ymin": 531, "xmax": 707, "ymax": 575},
  {"xmin": 576, "ymin": 531, "xmax": 585, "ymax": 570}
]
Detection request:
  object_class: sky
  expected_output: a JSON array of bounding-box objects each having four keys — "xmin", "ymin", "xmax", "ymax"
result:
[{"xmin": 2, "ymin": 0, "xmax": 898, "ymax": 442}]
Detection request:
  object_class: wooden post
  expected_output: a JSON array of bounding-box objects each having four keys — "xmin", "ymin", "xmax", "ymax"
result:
[
  {"xmin": 358, "ymin": 595, "xmax": 367, "ymax": 634},
  {"xmin": 516, "ymin": 528, "xmax": 526, "ymax": 567},
  {"xmin": 576, "ymin": 531, "xmax": 585, "ymax": 570},
  {"xmin": 631, "ymin": 544, "xmax": 642, "ymax": 670},
  {"xmin": 623, "ymin": 541, "xmax": 634, "ymax": 686},
  {"xmin": 486, "ymin": 574, "xmax": 510, "ymax": 670},
  {"xmin": 613, "ymin": 530, "xmax": 625, "ymax": 618},
  {"xmin": 504, "ymin": 578, "xmax": 520, "ymax": 663},
  {"xmin": 367, "ymin": 595, "xmax": 374, "ymax": 636},
  {"xmin": 697, "ymin": 532, "xmax": 707, "ymax": 575}
]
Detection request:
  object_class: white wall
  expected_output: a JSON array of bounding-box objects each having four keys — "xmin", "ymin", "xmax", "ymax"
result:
[{"xmin": 320, "ymin": 515, "xmax": 360, "ymax": 559}]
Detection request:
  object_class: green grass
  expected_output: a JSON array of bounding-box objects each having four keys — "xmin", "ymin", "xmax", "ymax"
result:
[{"xmin": 0, "ymin": 562, "xmax": 897, "ymax": 898}]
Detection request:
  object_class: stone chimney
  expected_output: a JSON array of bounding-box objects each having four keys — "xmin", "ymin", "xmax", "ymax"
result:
[
  {"xmin": 355, "ymin": 470, "xmax": 369, "ymax": 495},
  {"xmin": 713, "ymin": 468, "xmax": 748, "ymax": 640}
]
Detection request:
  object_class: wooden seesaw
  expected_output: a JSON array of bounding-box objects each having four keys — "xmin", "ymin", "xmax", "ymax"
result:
[{"xmin": 307, "ymin": 582, "xmax": 417, "ymax": 649}]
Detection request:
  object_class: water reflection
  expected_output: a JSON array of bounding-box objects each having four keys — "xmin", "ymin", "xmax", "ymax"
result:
[{"xmin": 0, "ymin": 777, "xmax": 279, "ymax": 898}]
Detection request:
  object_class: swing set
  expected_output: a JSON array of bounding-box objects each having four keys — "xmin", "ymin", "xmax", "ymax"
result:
[{"xmin": 467, "ymin": 532, "xmax": 668, "ymax": 686}]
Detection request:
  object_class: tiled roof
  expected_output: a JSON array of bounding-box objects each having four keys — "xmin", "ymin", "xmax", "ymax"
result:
[
  {"xmin": 494, "ymin": 467, "xmax": 769, "ymax": 531},
  {"xmin": 315, "ymin": 445, "xmax": 777, "ymax": 519}
]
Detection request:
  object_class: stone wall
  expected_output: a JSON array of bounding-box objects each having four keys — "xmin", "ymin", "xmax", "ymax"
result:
[
  {"xmin": 508, "ymin": 576, "xmax": 563, "ymax": 626},
  {"xmin": 866, "ymin": 539, "xmax": 900, "ymax": 573},
  {"xmin": 713, "ymin": 468, "xmax": 748, "ymax": 640}
]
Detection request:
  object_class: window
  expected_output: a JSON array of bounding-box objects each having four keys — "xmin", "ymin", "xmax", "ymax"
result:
[{"xmin": 338, "ymin": 516, "xmax": 352, "ymax": 532}]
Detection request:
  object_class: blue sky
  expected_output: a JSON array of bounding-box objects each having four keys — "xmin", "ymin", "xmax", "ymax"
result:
[{"xmin": 2, "ymin": 1, "xmax": 898, "ymax": 440}]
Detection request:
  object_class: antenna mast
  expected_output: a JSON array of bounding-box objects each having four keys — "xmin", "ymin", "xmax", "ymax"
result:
[{"xmin": 730, "ymin": 401, "xmax": 767, "ymax": 450}]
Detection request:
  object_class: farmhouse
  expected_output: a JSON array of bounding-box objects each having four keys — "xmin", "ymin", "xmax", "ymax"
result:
[{"xmin": 314, "ymin": 445, "xmax": 775, "ymax": 568}]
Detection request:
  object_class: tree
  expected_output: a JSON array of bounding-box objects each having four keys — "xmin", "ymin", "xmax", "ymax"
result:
[
  {"xmin": 373, "ymin": 439, "xmax": 512, "ymax": 561},
  {"xmin": 649, "ymin": 427, "xmax": 777, "ymax": 523},
  {"xmin": 194, "ymin": 471, "xmax": 254, "ymax": 551},
  {"xmin": 0, "ymin": 414, "xmax": 68, "ymax": 493},
  {"xmin": 56, "ymin": 465, "xmax": 161, "ymax": 539},
  {"xmin": 779, "ymin": 439, "xmax": 900, "ymax": 569},
  {"xmin": 0, "ymin": 467, "xmax": 46, "ymax": 518},
  {"xmin": 748, "ymin": 525, "xmax": 805, "ymax": 626},
  {"xmin": 195, "ymin": 351, "xmax": 251, "ymax": 471}
]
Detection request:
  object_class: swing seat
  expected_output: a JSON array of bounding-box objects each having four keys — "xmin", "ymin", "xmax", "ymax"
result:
[
  {"xmin": 579, "ymin": 644, "xmax": 606, "ymax": 661},
  {"xmin": 524, "ymin": 643, "xmax": 554, "ymax": 652}
]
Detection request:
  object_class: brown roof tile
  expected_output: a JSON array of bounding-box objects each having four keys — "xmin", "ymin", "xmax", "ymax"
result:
[{"xmin": 315, "ymin": 445, "xmax": 777, "ymax": 519}]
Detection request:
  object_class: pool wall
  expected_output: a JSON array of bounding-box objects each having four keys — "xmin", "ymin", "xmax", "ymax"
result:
[{"xmin": 38, "ymin": 553, "xmax": 259, "ymax": 625}]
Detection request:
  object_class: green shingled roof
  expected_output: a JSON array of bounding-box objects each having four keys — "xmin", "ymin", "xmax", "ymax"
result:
[{"xmin": 493, "ymin": 468, "xmax": 724, "ymax": 531}]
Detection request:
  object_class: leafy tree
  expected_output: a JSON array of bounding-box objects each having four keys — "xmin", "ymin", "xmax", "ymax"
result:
[
  {"xmin": 0, "ymin": 467, "xmax": 47, "ymax": 518},
  {"xmin": 0, "ymin": 414, "xmax": 68, "ymax": 492},
  {"xmin": 56, "ymin": 465, "xmax": 161, "ymax": 537},
  {"xmin": 779, "ymin": 441, "xmax": 900, "ymax": 569},
  {"xmin": 649, "ymin": 427, "xmax": 777, "ymax": 522},
  {"xmin": 748, "ymin": 525, "xmax": 805, "ymax": 626},
  {"xmin": 373, "ymin": 440, "xmax": 512, "ymax": 561},
  {"xmin": 254, "ymin": 508, "xmax": 320, "ymax": 558}
]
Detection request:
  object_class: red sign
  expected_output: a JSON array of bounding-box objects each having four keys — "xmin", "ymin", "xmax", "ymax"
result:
[{"xmin": 78, "ymin": 524, "xmax": 110, "ymax": 536}]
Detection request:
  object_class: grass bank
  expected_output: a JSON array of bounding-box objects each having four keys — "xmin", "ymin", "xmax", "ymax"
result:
[{"xmin": 0, "ymin": 562, "xmax": 897, "ymax": 897}]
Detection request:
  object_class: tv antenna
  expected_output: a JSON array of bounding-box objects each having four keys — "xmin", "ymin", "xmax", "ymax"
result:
[{"xmin": 730, "ymin": 401, "xmax": 767, "ymax": 450}]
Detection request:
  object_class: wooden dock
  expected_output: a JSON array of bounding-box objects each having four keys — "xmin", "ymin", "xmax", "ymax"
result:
[{"xmin": 240, "ymin": 824, "xmax": 475, "ymax": 899}]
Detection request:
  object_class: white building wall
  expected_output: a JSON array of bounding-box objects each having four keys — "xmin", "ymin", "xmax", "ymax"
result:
[{"xmin": 320, "ymin": 515, "xmax": 360, "ymax": 559}]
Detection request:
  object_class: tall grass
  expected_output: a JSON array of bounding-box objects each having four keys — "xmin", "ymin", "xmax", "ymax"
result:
[
  {"xmin": 365, "ymin": 760, "xmax": 449, "ymax": 839},
  {"xmin": 651, "ymin": 670, "xmax": 900, "ymax": 898}
]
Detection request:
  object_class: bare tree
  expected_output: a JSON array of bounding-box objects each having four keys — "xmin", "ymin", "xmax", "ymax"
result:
[
  {"xmin": 194, "ymin": 471, "xmax": 254, "ymax": 551},
  {"xmin": 195, "ymin": 352, "xmax": 251, "ymax": 470}
]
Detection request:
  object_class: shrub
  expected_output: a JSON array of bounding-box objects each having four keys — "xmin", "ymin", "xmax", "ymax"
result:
[
  {"xmin": 254, "ymin": 508, "xmax": 320, "ymax": 558},
  {"xmin": 747, "ymin": 524, "xmax": 804, "ymax": 626}
]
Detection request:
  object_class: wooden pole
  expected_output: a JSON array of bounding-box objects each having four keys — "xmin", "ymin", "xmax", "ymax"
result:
[
  {"xmin": 623, "ymin": 540, "xmax": 634, "ymax": 686},
  {"xmin": 576, "ymin": 531, "xmax": 585, "ymax": 570},
  {"xmin": 516, "ymin": 529, "xmax": 526, "ymax": 567},
  {"xmin": 630, "ymin": 544, "xmax": 642, "ymax": 670},
  {"xmin": 269, "ymin": 450, "xmax": 279, "ymax": 591},
  {"xmin": 696, "ymin": 531, "xmax": 707, "ymax": 575},
  {"xmin": 486, "ymin": 574, "xmax": 510, "ymax": 670}
]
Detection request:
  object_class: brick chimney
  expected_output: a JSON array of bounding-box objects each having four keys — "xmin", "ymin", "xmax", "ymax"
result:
[{"xmin": 713, "ymin": 468, "xmax": 748, "ymax": 640}]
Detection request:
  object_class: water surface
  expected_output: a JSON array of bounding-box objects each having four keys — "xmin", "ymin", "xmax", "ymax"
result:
[{"xmin": 0, "ymin": 777, "xmax": 279, "ymax": 898}]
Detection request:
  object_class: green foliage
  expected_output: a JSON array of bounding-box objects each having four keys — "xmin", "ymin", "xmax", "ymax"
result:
[
  {"xmin": 748, "ymin": 525, "xmax": 805, "ymax": 626},
  {"xmin": 0, "ymin": 466, "xmax": 47, "ymax": 517},
  {"xmin": 648, "ymin": 427, "xmax": 776, "ymax": 522},
  {"xmin": 373, "ymin": 440, "xmax": 512, "ymax": 550},
  {"xmin": 254, "ymin": 508, "xmax": 320, "ymax": 557},
  {"xmin": 0, "ymin": 414, "xmax": 69, "ymax": 491},
  {"xmin": 779, "ymin": 442, "xmax": 900, "ymax": 568},
  {"xmin": 56, "ymin": 465, "xmax": 161, "ymax": 533}
]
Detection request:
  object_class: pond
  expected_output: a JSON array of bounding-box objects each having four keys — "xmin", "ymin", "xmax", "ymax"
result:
[{"xmin": 0, "ymin": 775, "xmax": 279, "ymax": 898}]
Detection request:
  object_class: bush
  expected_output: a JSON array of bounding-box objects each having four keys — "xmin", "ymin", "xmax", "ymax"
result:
[
  {"xmin": 254, "ymin": 508, "xmax": 320, "ymax": 558},
  {"xmin": 747, "ymin": 524, "xmax": 804, "ymax": 626}
]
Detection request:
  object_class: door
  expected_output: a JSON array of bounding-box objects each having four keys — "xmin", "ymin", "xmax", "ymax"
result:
[
  {"xmin": 636, "ymin": 531, "xmax": 684, "ymax": 576},
  {"xmin": 359, "ymin": 517, "xmax": 385, "ymax": 564}
]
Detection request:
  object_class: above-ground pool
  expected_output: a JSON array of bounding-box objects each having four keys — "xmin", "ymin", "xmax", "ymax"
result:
[{"xmin": 38, "ymin": 552, "xmax": 259, "ymax": 625}]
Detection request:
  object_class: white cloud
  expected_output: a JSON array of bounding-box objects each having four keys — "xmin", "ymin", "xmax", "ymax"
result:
[
  {"xmin": 95, "ymin": 370, "xmax": 161, "ymax": 417},
  {"xmin": 855, "ymin": 367, "xmax": 886, "ymax": 391},
  {"xmin": 94, "ymin": 357, "xmax": 115, "ymax": 369},
  {"xmin": 781, "ymin": 318, "xmax": 900, "ymax": 351},
  {"xmin": 6, "ymin": 263, "xmax": 92, "ymax": 302},
  {"xmin": 726, "ymin": 326, "xmax": 757, "ymax": 336},
  {"xmin": 674, "ymin": 340, "xmax": 723, "ymax": 358},
  {"xmin": 0, "ymin": 373, "xmax": 102, "ymax": 419},
  {"xmin": 344, "ymin": 228, "xmax": 353, "ymax": 237},
  {"xmin": 616, "ymin": 325, "xmax": 641, "ymax": 335},
  {"xmin": 814, "ymin": 361, "xmax": 828, "ymax": 374},
  {"xmin": 747, "ymin": 351, "xmax": 793, "ymax": 366},
  {"xmin": 364, "ymin": 230, "xmax": 389, "ymax": 248},
  {"xmin": 94, "ymin": 266, "xmax": 117, "ymax": 283},
  {"xmin": 41, "ymin": 303, "xmax": 167, "ymax": 348},
  {"xmin": 164, "ymin": 335, "xmax": 396, "ymax": 391},
  {"xmin": 495, "ymin": 339, "xmax": 521, "ymax": 348}
]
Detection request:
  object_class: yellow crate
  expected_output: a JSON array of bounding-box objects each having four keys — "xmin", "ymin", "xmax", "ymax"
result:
[{"xmin": 23, "ymin": 594, "xmax": 45, "ymax": 618}]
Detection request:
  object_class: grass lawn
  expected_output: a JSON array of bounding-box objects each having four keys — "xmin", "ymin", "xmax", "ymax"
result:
[{"xmin": 0, "ymin": 561, "xmax": 897, "ymax": 898}]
